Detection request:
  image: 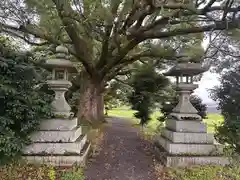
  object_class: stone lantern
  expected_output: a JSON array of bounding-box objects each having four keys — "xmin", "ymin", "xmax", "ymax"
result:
[
  {"xmin": 164, "ymin": 59, "xmax": 209, "ymax": 121},
  {"xmin": 43, "ymin": 45, "xmax": 77, "ymax": 117},
  {"xmin": 154, "ymin": 58, "xmax": 229, "ymax": 167},
  {"xmin": 22, "ymin": 46, "xmax": 90, "ymax": 166}
]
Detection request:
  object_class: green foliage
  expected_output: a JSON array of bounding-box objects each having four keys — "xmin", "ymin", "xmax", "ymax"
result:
[
  {"xmin": 159, "ymin": 94, "xmax": 207, "ymax": 121},
  {"xmin": 61, "ymin": 168, "xmax": 84, "ymax": 180},
  {"xmin": 211, "ymin": 65, "xmax": 240, "ymax": 154},
  {"xmin": 168, "ymin": 165, "xmax": 240, "ymax": 180},
  {"xmin": 0, "ymin": 37, "xmax": 52, "ymax": 164},
  {"xmin": 128, "ymin": 65, "xmax": 169, "ymax": 126},
  {"xmin": 67, "ymin": 90, "xmax": 80, "ymax": 117},
  {"xmin": 0, "ymin": 162, "xmax": 85, "ymax": 180},
  {"xmin": 104, "ymin": 80, "xmax": 132, "ymax": 109}
]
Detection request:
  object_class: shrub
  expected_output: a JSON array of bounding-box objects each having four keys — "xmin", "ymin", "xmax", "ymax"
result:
[
  {"xmin": 128, "ymin": 66, "xmax": 169, "ymax": 126},
  {"xmin": 211, "ymin": 66, "xmax": 240, "ymax": 154},
  {"xmin": 0, "ymin": 37, "xmax": 52, "ymax": 164}
]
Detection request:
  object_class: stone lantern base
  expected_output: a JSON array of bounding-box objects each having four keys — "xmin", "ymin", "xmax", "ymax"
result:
[
  {"xmin": 22, "ymin": 118, "xmax": 91, "ymax": 166},
  {"xmin": 154, "ymin": 114, "xmax": 230, "ymax": 167}
]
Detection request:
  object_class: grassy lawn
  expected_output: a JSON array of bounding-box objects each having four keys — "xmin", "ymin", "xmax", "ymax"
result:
[
  {"xmin": 109, "ymin": 108, "xmax": 224, "ymax": 133},
  {"xmin": 204, "ymin": 114, "xmax": 224, "ymax": 133},
  {"xmin": 108, "ymin": 108, "xmax": 162, "ymax": 135}
]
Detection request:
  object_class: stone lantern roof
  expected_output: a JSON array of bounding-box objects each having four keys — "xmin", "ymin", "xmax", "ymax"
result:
[
  {"xmin": 164, "ymin": 56, "xmax": 209, "ymax": 76},
  {"xmin": 164, "ymin": 63, "xmax": 209, "ymax": 76},
  {"xmin": 43, "ymin": 45, "xmax": 78, "ymax": 73}
]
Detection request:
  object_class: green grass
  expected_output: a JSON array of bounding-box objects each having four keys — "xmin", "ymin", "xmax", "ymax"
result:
[
  {"xmin": 204, "ymin": 114, "xmax": 224, "ymax": 133},
  {"xmin": 108, "ymin": 108, "xmax": 137, "ymax": 119},
  {"xmin": 109, "ymin": 108, "xmax": 224, "ymax": 133},
  {"xmin": 108, "ymin": 108, "xmax": 162, "ymax": 135}
]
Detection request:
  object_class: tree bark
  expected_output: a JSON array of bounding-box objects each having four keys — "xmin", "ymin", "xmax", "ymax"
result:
[{"xmin": 77, "ymin": 77, "xmax": 105, "ymax": 128}]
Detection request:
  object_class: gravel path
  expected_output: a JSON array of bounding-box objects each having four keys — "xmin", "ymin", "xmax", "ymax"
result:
[{"xmin": 85, "ymin": 117, "xmax": 157, "ymax": 180}]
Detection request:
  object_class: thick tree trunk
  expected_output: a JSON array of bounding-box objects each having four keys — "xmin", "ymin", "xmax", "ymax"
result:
[{"xmin": 78, "ymin": 78, "xmax": 105, "ymax": 127}]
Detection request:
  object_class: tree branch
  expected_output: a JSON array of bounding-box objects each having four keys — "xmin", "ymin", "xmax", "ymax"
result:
[
  {"xmin": 96, "ymin": 24, "xmax": 112, "ymax": 69},
  {"xmin": 140, "ymin": 20, "xmax": 240, "ymax": 39},
  {"xmin": 100, "ymin": 39, "xmax": 141, "ymax": 78},
  {"xmin": 114, "ymin": 77, "xmax": 133, "ymax": 88},
  {"xmin": 116, "ymin": 70, "xmax": 132, "ymax": 76},
  {"xmin": 203, "ymin": 0, "xmax": 218, "ymax": 13},
  {"xmin": 0, "ymin": 23, "xmax": 60, "ymax": 44},
  {"xmin": 121, "ymin": 3, "xmax": 139, "ymax": 33},
  {"xmin": 120, "ymin": 51, "xmax": 177, "ymax": 66},
  {"xmin": 51, "ymin": 0, "xmax": 95, "ymax": 77},
  {"xmin": 0, "ymin": 28, "xmax": 49, "ymax": 46},
  {"xmin": 105, "ymin": 51, "xmax": 177, "ymax": 81},
  {"xmin": 139, "ymin": 5, "xmax": 240, "ymax": 33}
]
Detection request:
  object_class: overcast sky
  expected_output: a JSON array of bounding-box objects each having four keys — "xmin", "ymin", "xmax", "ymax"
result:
[{"xmin": 194, "ymin": 71, "xmax": 220, "ymax": 104}]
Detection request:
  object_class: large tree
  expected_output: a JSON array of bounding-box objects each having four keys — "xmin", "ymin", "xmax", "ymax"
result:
[
  {"xmin": 211, "ymin": 65, "xmax": 240, "ymax": 154},
  {"xmin": 0, "ymin": 0, "xmax": 239, "ymax": 126}
]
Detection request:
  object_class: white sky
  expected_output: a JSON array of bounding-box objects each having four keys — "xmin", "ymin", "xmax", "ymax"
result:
[
  {"xmin": 194, "ymin": 35, "xmax": 220, "ymax": 104},
  {"xmin": 194, "ymin": 71, "xmax": 220, "ymax": 104}
]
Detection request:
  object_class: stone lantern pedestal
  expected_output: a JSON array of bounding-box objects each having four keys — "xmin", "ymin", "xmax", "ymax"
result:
[
  {"xmin": 22, "ymin": 46, "xmax": 90, "ymax": 166},
  {"xmin": 155, "ymin": 62, "xmax": 229, "ymax": 167}
]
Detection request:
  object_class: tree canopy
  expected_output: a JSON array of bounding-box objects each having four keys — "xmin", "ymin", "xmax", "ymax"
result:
[
  {"xmin": 1, "ymin": 0, "xmax": 239, "ymax": 80},
  {"xmin": 211, "ymin": 65, "xmax": 240, "ymax": 154},
  {"xmin": 1, "ymin": 0, "xmax": 239, "ymax": 125}
]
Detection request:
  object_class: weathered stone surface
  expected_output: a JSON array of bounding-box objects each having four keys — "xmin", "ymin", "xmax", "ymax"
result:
[
  {"xmin": 30, "ymin": 126, "xmax": 82, "ymax": 142},
  {"xmin": 172, "ymin": 84, "xmax": 198, "ymax": 114},
  {"xmin": 39, "ymin": 118, "xmax": 78, "ymax": 131},
  {"xmin": 23, "ymin": 143, "xmax": 91, "ymax": 167},
  {"xmin": 169, "ymin": 113, "xmax": 201, "ymax": 121},
  {"xmin": 155, "ymin": 62, "xmax": 226, "ymax": 167},
  {"xmin": 23, "ymin": 46, "xmax": 89, "ymax": 167},
  {"xmin": 156, "ymin": 136, "xmax": 220, "ymax": 155},
  {"xmin": 155, "ymin": 146, "xmax": 229, "ymax": 167},
  {"xmin": 48, "ymin": 80, "xmax": 72, "ymax": 117},
  {"xmin": 162, "ymin": 129, "xmax": 214, "ymax": 144},
  {"xmin": 163, "ymin": 62, "xmax": 208, "ymax": 76},
  {"xmin": 166, "ymin": 119, "xmax": 207, "ymax": 133},
  {"xmin": 24, "ymin": 135, "xmax": 87, "ymax": 155}
]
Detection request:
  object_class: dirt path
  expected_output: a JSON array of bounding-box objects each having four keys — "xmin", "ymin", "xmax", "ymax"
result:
[{"xmin": 85, "ymin": 117, "xmax": 157, "ymax": 180}]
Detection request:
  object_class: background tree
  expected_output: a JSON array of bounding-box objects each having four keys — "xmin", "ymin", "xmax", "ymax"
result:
[
  {"xmin": 128, "ymin": 65, "xmax": 169, "ymax": 126},
  {"xmin": 160, "ymin": 93, "xmax": 207, "ymax": 121},
  {"xmin": 0, "ymin": 36, "xmax": 52, "ymax": 164},
  {"xmin": 0, "ymin": 0, "xmax": 239, "ymax": 126},
  {"xmin": 211, "ymin": 65, "xmax": 240, "ymax": 154}
]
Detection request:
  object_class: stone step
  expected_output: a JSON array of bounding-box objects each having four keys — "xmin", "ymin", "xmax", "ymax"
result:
[
  {"xmin": 162, "ymin": 128, "xmax": 214, "ymax": 144},
  {"xmin": 23, "ymin": 143, "xmax": 91, "ymax": 167},
  {"xmin": 154, "ymin": 146, "xmax": 229, "ymax": 167},
  {"xmin": 30, "ymin": 126, "xmax": 82, "ymax": 143},
  {"xmin": 166, "ymin": 119, "xmax": 207, "ymax": 133},
  {"xmin": 39, "ymin": 118, "xmax": 78, "ymax": 131},
  {"xmin": 23, "ymin": 135, "xmax": 87, "ymax": 155},
  {"xmin": 156, "ymin": 136, "xmax": 221, "ymax": 155}
]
